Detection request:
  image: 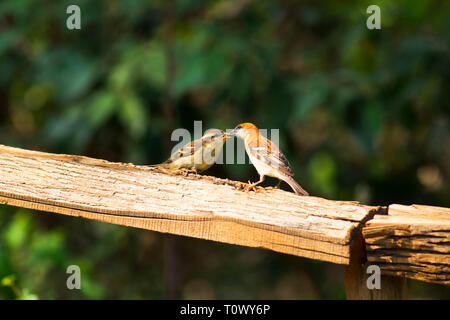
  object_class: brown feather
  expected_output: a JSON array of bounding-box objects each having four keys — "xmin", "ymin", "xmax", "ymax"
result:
[{"xmin": 247, "ymin": 136, "xmax": 294, "ymax": 177}]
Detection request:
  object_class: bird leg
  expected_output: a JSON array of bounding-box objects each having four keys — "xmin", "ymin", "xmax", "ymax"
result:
[{"xmin": 245, "ymin": 175, "xmax": 265, "ymax": 193}]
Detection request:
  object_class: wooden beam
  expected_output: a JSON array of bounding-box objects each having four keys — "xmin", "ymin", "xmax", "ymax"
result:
[
  {"xmin": 363, "ymin": 204, "xmax": 450, "ymax": 285},
  {"xmin": 0, "ymin": 144, "xmax": 378, "ymax": 265},
  {"xmin": 2, "ymin": 144, "xmax": 449, "ymax": 290}
]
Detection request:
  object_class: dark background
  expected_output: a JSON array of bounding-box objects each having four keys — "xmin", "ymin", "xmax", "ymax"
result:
[{"xmin": 0, "ymin": 0, "xmax": 449, "ymax": 299}]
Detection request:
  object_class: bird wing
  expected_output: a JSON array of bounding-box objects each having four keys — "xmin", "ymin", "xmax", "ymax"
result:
[
  {"xmin": 166, "ymin": 139, "xmax": 202, "ymax": 163},
  {"xmin": 247, "ymin": 136, "xmax": 294, "ymax": 177}
]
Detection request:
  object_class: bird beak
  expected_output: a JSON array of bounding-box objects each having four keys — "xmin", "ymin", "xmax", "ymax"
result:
[{"xmin": 227, "ymin": 129, "xmax": 237, "ymax": 137}]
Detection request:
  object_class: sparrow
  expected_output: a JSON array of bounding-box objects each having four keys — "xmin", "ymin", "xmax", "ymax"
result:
[
  {"xmin": 154, "ymin": 129, "xmax": 228, "ymax": 173},
  {"xmin": 228, "ymin": 123, "xmax": 309, "ymax": 195}
]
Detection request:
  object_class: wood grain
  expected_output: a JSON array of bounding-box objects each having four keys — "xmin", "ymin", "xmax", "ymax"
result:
[
  {"xmin": 363, "ymin": 204, "xmax": 450, "ymax": 284},
  {"xmin": 0, "ymin": 144, "xmax": 378, "ymax": 265}
]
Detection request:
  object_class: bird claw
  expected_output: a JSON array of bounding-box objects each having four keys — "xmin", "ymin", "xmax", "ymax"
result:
[
  {"xmin": 244, "ymin": 185, "xmax": 254, "ymax": 192},
  {"xmin": 180, "ymin": 168, "xmax": 197, "ymax": 176},
  {"xmin": 244, "ymin": 182, "xmax": 267, "ymax": 194},
  {"xmin": 255, "ymin": 187, "xmax": 267, "ymax": 194},
  {"xmin": 243, "ymin": 180, "xmax": 254, "ymax": 192}
]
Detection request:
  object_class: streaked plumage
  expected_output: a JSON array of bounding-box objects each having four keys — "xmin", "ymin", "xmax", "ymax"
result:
[
  {"xmin": 229, "ymin": 123, "xmax": 309, "ymax": 196},
  {"xmin": 155, "ymin": 129, "xmax": 228, "ymax": 173}
]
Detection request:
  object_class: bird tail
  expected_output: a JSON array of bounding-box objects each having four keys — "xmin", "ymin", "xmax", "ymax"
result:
[
  {"xmin": 149, "ymin": 161, "xmax": 171, "ymax": 169},
  {"xmin": 150, "ymin": 163, "xmax": 166, "ymax": 168},
  {"xmin": 284, "ymin": 176, "xmax": 309, "ymax": 196}
]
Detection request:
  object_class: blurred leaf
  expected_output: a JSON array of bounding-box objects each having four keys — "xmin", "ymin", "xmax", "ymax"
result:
[
  {"xmin": 81, "ymin": 275, "xmax": 107, "ymax": 299},
  {"xmin": 1, "ymin": 274, "xmax": 16, "ymax": 287},
  {"xmin": 361, "ymin": 101, "xmax": 383, "ymax": 148},
  {"xmin": 308, "ymin": 152, "xmax": 337, "ymax": 197},
  {"xmin": 29, "ymin": 230, "xmax": 66, "ymax": 267},
  {"xmin": 0, "ymin": 30, "xmax": 21, "ymax": 55},
  {"xmin": 141, "ymin": 42, "xmax": 166, "ymax": 88},
  {"xmin": 174, "ymin": 48, "xmax": 229, "ymax": 97},
  {"xmin": 0, "ymin": 0, "xmax": 33, "ymax": 16},
  {"xmin": 110, "ymin": 61, "xmax": 133, "ymax": 91},
  {"xmin": 4, "ymin": 212, "xmax": 31, "ymax": 250},
  {"xmin": 19, "ymin": 288, "xmax": 39, "ymax": 300},
  {"xmin": 33, "ymin": 49, "xmax": 99, "ymax": 102},
  {"xmin": 118, "ymin": 94, "xmax": 148, "ymax": 138},
  {"xmin": 87, "ymin": 91, "xmax": 116, "ymax": 128},
  {"xmin": 293, "ymin": 75, "xmax": 330, "ymax": 118}
]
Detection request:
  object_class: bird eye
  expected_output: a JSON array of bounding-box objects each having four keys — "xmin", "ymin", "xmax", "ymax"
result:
[{"xmin": 236, "ymin": 125, "xmax": 242, "ymax": 130}]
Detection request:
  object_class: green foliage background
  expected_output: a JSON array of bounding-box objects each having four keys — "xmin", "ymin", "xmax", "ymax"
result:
[{"xmin": 0, "ymin": 0, "xmax": 449, "ymax": 299}]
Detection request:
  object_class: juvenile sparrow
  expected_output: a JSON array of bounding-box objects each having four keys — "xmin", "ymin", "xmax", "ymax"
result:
[{"xmin": 154, "ymin": 129, "xmax": 228, "ymax": 173}]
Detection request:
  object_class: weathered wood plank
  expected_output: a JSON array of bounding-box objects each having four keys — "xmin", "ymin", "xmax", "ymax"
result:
[
  {"xmin": 0, "ymin": 144, "xmax": 377, "ymax": 265},
  {"xmin": 363, "ymin": 204, "xmax": 450, "ymax": 285}
]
